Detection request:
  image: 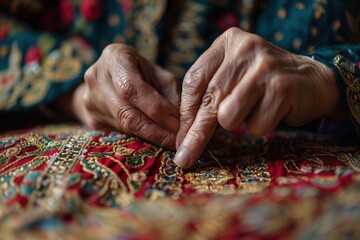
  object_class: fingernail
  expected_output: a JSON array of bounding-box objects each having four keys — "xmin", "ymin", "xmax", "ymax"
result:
[
  {"xmin": 165, "ymin": 115, "xmax": 179, "ymax": 132},
  {"xmin": 174, "ymin": 146, "xmax": 191, "ymax": 168}
]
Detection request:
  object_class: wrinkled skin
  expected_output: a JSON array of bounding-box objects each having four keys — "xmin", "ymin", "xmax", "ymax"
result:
[
  {"xmin": 174, "ymin": 28, "xmax": 343, "ymax": 168},
  {"xmin": 67, "ymin": 28, "xmax": 344, "ymax": 169},
  {"xmin": 71, "ymin": 44, "xmax": 180, "ymax": 150}
]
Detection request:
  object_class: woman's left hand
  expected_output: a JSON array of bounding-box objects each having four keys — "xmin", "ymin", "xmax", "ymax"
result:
[{"xmin": 175, "ymin": 27, "xmax": 343, "ymax": 168}]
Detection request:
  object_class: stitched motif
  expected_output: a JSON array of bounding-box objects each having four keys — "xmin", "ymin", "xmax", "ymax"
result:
[
  {"xmin": 0, "ymin": 124, "xmax": 360, "ymax": 239},
  {"xmin": 123, "ymin": 0, "xmax": 166, "ymax": 61},
  {"xmin": 334, "ymin": 55, "xmax": 360, "ymax": 124},
  {"xmin": 0, "ymin": 41, "xmax": 83, "ymax": 109}
]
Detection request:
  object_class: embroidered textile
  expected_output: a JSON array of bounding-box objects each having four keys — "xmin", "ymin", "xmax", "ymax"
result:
[{"xmin": 1, "ymin": 124, "xmax": 359, "ymax": 239}]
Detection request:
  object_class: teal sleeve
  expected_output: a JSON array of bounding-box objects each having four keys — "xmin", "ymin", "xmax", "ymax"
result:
[
  {"xmin": 0, "ymin": 16, "xmax": 96, "ymax": 113},
  {"xmin": 303, "ymin": 45, "xmax": 360, "ymax": 136}
]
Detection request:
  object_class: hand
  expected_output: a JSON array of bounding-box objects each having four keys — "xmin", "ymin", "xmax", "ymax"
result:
[
  {"xmin": 71, "ymin": 44, "xmax": 180, "ymax": 150},
  {"xmin": 175, "ymin": 27, "xmax": 343, "ymax": 168}
]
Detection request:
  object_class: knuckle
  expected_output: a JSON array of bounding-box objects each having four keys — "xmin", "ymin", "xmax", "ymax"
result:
[
  {"xmin": 271, "ymin": 76, "xmax": 291, "ymax": 97},
  {"xmin": 242, "ymin": 34, "xmax": 265, "ymax": 51},
  {"xmin": 256, "ymin": 53, "xmax": 278, "ymax": 72},
  {"xmin": 179, "ymin": 108, "xmax": 195, "ymax": 127},
  {"xmin": 84, "ymin": 66, "xmax": 97, "ymax": 86},
  {"xmin": 212, "ymin": 33, "xmax": 226, "ymax": 47},
  {"xmin": 182, "ymin": 68, "xmax": 202, "ymax": 95},
  {"xmin": 201, "ymin": 89, "xmax": 219, "ymax": 115},
  {"xmin": 102, "ymin": 43, "xmax": 119, "ymax": 56},
  {"xmin": 118, "ymin": 43, "xmax": 135, "ymax": 53},
  {"xmin": 217, "ymin": 27, "xmax": 241, "ymax": 49},
  {"xmin": 118, "ymin": 78, "xmax": 137, "ymax": 101},
  {"xmin": 103, "ymin": 43, "xmax": 131, "ymax": 55},
  {"xmin": 116, "ymin": 107, "xmax": 141, "ymax": 133},
  {"xmin": 103, "ymin": 43, "xmax": 136, "ymax": 62},
  {"xmin": 224, "ymin": 27, "xmax": 241, "ymax": 38}
]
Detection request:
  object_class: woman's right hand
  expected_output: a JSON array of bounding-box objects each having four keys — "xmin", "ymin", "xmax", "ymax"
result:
[{"xmin": 71, "ymin": 44, "xmax": 180, "ymax": 150}]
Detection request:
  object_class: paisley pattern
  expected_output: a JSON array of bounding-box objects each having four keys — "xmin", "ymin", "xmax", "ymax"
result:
[
  {"xmin": 0, "ymin": 124, "xmax": 359, "ymax": 238},
  {"xmin": 0, "ymin": 1, "xmax": 360, "ymax": 238}
]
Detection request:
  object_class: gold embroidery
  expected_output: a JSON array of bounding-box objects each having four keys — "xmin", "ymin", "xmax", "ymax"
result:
[
  {"xmin": 0, "ymin": 46, "xmax": 8, "ymax": 58},
  {"xmin": 185, "ymin": 167, "xmax": 235, "ymax": 194},
  {"xmin": 282, "ymin": 141, "xmax": 360, "ymax": 175},
  {"xmin": 166, "ymin": 1, "xmax": 206, "ymax": 77},
  {"xmin": 0, "ymin": 42, "xmax": 22, "ymax": 110},
  {"xmin": 236, "ymin": 155, "xmax": 271, "ymax": 193},
  {"xmin": 1, "ymin": 122, "xmax": 360, "ymax": 240},
  {"xmin": 334, "ymin": 55, "xmax": 360, "ymax": 124},
  {"xmin": 125, "ymin": 0, "xmax": 166, "ymax": 61},
  {"xmin": 186, "ymin": 167, "xmax": 233, "ymax": 186},
  {"xmin": 38, "ymin": 35, "xmax": 56, "ymax": 55},
  {"xmin": 152, "ymin": 151, "xmax": 183, "ymax": 198},
  {"xmin": 0, "ymin": 40, "xmax": 84, "ymax": 109},
  {"xmin": 113, "ymin": 145, "xmax": 134, "ymax": 156},
  {"xmin": 314, "ymin": 1, "xmax": 325, "ymax": 20},
  {"xmin": 28, "ymin": 131, "xmax": 91, "ymax": 208},
  {"xmin": 80, "ymin": 155, "xmax": 132, "ymax": 205},
  {"xmin": 21, "ymin": 78, "xmax": 50, "ymax": 106},
  {"xmin": 3, "ymin": 147, "xmax": 21, "ymax": 157}
]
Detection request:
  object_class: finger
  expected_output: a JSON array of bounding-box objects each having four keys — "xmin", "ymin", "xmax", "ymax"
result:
[
  {"xmin": 246, "ymin": 75, "xmax": 293, "ymax": 135},
  {"xmin": 89, "ymin": 79, "xmax": 176, "ymax": 150},
  {"xmin": 246, "ymin": 85, "xmax": 289, "ymax": 136},
  {"xmin": 110, "ymin": 58, "xmax": 180, "ymax": 133},
  {"xmin": 174, "ymin": 107, "xmax": 218, "ymax": 168},
  {"xmin": 85, "ymin": 96, "xmax": 177, "ymax": 149},
  {"xmin": 174, "ymin": 56, "xmax": 249, "ymax": 168},
  {"xmin": 153, "ymin": 65, "xmax": 180, "ymax": 108},
  {"xmin": 218, "ymin": 66, "xmax": 266, "ymax": 131},
  {"xmin": 139, "ymin": 57, "xmax": 180, "ymax": 108},
  {"xmin": 84, "ymin": 63, "xmax": 116, "ymax": 116},
  {"xmin": 87, "ymin": 74, "xmax": 177, "ymax": 149},
  {"xmin": 83, "ymin": 65, "xmax": 176, "ymax": 147},
  {"xmin": 75, "ymin": 83, "xmax": 112, "ymax": 130},
  {"xmin": 108, "ymin": 103, "xmax": 177, "ymax": 150},
  {"xmin": 176, "ymin": 39, "xmax": 225, "ymax": 149}
]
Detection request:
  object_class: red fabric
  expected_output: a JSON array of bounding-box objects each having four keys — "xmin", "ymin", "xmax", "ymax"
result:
[{"xmin": 0, "ymin": 124, "xmax": 359, "ymax": 239}]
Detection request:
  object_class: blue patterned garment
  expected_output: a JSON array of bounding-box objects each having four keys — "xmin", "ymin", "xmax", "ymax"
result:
[{"xmin": 0, "ymin": 0, "xmax": 359, "ymax": 135}]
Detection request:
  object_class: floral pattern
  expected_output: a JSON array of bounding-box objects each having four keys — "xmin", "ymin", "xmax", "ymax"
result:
[
  {"xmin": 0, "ymin": 124, "xmax": 359, "ymax": 238},
  {"xmin": 0, "ymin": 1, "xmax": 360, "ymax": 238}
]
